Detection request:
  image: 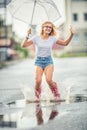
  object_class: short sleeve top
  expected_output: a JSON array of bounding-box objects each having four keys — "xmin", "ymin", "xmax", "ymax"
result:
[{"xmin": 30, "ymin": 35, "xmax": 58, "ymax": 57}]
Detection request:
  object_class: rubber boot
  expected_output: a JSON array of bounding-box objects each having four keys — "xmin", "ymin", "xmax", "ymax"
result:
[{"xmin": 50, "ymin": 82, "xmax": 60, "ymax": 101}]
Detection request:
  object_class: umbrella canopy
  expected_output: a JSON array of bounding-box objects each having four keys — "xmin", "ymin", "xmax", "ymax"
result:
[{"xmin": 7, "ymin": 0, "xmax": 61, "ymax": 25}]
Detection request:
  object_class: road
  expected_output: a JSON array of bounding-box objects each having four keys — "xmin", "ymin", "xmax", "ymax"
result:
[{"xmin": 0, "ymin": 57, "xmax": 87, "ymax": 130}]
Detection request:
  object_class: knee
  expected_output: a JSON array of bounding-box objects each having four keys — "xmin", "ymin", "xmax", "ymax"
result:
[
  {"xmin": 35, "ymin": 78, "xmax": 42, "ymax": 85},
  {"xmin": 46, "ymin": 78, "xmax": 57, "ymax": 87},
  {"xmin": 46, "ymin": 78, "xmax": 52, "ymax": 86}
]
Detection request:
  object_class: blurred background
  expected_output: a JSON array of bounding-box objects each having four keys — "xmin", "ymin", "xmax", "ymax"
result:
[
  {"xmin": 0, "ymin": 1, "xmax": 87, "ymax": 129},
  {"xmin": 0, "ymin": 0, "xmax": 87, "ymax": 68}
]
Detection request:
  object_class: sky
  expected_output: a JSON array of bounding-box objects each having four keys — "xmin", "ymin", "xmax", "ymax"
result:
[{"xmin": 5, "ymin": 0, "xmax": 65, "ymax": 38}]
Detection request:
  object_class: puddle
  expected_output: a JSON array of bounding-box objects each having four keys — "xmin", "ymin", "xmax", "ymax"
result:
[
  {"xmin": 0, "ymin": 100, "xmax": 60, "ymax": 129},
  {"xmin": 0, "ymin": 94, "xmax": 87, "ymax": 129},
  {"xmin": 65, "ymin": 94, "xmax": 87, "ymax": 103}
]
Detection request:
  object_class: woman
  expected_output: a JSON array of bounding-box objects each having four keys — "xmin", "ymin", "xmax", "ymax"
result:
[{"xmin": 21, "ymin": 21, "xmax": 75, "ymax": 102}]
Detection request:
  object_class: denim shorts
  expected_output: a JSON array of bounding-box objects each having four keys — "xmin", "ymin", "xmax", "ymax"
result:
[{"xmin": 34, "ymin": 56, "xmax": 53, "ymax": 69}]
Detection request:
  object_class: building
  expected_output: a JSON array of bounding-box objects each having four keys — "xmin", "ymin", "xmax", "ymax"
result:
[
  {"xmin": 65, "ymin": 0, "xmax": 87, "ymax": 53},
  {"xmin": 0, "ymin": 0, "xmax": 17, "ymax": 62}
]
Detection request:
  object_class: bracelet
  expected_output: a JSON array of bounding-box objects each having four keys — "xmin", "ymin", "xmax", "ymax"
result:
[{"xmin": 26, "ymin": 36, "xmax": 29, "ymax": 40}]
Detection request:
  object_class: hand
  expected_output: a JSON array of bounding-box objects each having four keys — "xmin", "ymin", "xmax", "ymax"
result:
[
  {"xmin": 69, "ymin": 25, "xmax": 75, "ymax": 35},
  {"xmin": 27, "ymin": 28, "xmax": 31, "ymax": 36}
]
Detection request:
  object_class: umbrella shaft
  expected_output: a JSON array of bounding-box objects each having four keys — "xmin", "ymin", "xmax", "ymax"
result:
[{"xmin": 30, "ymin": 0, "xmax": 36, "ymax": 25}]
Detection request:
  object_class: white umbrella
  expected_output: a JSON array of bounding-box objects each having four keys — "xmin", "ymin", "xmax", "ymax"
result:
[{"xmin": 7, "ymin": 0, "xmax": 61, "ymax": 25}]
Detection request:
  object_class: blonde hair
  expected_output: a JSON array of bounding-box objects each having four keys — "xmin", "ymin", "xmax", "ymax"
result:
[{"xmin": 40, "ymin": 21, "xmax": 57, "ymax": 36}]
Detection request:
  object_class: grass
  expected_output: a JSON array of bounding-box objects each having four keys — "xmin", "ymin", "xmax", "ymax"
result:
[{"xmin": 53, "ymin": 52, "xmax": 87, "ymax": 58}]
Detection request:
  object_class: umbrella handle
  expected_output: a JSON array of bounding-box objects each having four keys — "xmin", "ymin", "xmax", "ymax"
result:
[{"xmin": 27, "ymin": 28, "xmax": 31, "ymax": 36}]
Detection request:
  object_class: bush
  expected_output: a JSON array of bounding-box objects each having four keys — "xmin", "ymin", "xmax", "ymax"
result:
[{"xmin": 14, "ymin": 43, "xmax": 29, "ymax": 58}]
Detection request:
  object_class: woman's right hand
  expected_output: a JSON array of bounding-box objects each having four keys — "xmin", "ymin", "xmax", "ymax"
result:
[{"xmin": 27, "ymin": 28, "xmax": 31, "ymax": 36}]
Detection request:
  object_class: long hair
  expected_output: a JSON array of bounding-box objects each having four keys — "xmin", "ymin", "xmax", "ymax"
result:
[{"xmin": 40, "ymin": 21, "xmax": 57, "ymax": 36}]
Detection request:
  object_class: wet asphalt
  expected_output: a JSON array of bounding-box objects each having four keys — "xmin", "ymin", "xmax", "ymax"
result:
[{"xmin": 0, "ymin": 57, "xmax": 87, "ymax": 130}]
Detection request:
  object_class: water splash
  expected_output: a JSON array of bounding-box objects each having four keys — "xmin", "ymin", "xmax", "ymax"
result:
[{"xmin": 20, "ymin": 83, "xmax": 34, "ymax": 101}]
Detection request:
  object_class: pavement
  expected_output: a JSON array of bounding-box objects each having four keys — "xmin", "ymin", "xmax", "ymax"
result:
[{"xmin": 0, "ymin": 57, "xmax": 87, "ymax": 130}]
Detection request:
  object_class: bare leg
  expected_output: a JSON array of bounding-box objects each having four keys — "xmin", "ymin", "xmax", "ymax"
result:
[
  {"xmin": 44, "ymin": 65, "xmax": 60, "ymax": 100},
  {"xmin": 34, "ymin": 66, "xmax": 43, "ymax": 101}
]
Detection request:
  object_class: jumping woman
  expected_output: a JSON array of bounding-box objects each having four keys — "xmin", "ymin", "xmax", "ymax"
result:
[{"xmin": 21, "ymin": 21, "xmax": 75, "ymax": 102}]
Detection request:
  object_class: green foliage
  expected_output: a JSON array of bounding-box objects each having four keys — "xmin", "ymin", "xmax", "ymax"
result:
[
  {"xmin": 60, "ymin": 52, "xmax": 87, "ymax": 58},
  {"xmin": 14, "ymin": 43, "xmax": 29, "ymax": 58},
  {"xmin": 53, "ymin": 51, "xmax": 87, "ymax": 58}
]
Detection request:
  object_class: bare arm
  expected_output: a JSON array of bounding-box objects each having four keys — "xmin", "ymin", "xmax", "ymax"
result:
[
  {"xmin": 21, "ymin": 39, "xmax": 33, "ymax": 48},
  {"xmin": 56, "ymin": 25, "xmax": 75, "ymax": 46},
  {"xmin": 21, "ymin": 29, "xmax": 33, "ymax": 48}
]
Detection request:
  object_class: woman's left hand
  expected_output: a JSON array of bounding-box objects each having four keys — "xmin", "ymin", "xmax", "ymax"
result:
[{"xmin": 69, "ymin": 25, "xmax": 75, "ymax": 35}]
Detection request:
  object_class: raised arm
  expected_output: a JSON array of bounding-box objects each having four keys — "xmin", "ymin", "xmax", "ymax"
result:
[
  {"xmin": 56, "ymin": 25, "xmax": 75, "ymax": 46},
  {"xmin": 21, "ymin": 29, "xmax": 33, "ymax": 48}
]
